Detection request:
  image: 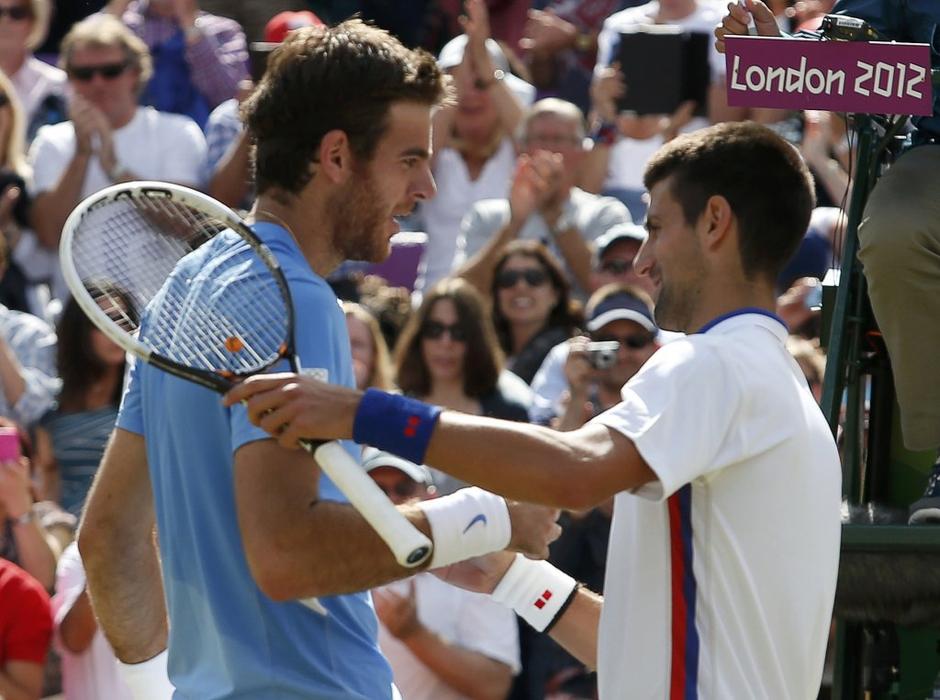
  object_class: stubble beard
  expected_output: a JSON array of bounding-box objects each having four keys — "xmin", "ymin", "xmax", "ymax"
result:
[{"xmin": 328, "ymin": 167, "xmax": 390, "ymax": 264}]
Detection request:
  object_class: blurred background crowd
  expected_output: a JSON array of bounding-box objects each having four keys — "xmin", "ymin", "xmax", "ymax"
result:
[{"xmin": 0, "ymin": 0, "xmax": 852, "ymax": 698}]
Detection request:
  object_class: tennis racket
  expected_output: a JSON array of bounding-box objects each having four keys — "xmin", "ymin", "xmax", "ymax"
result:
[{"xmin": 59, "ymin": 181, "xmax": 432, "ymax": 568}]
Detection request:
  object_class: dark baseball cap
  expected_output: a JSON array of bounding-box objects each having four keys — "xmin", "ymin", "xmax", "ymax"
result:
[{"xmin": 586, "ymin": 290, "xmax": 657, "ymax": 333}]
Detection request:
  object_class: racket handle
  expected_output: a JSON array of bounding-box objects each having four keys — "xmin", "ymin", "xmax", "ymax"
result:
[{"xmin": 306, "ymin": 440, "xmax": 433, "ymax": 568}]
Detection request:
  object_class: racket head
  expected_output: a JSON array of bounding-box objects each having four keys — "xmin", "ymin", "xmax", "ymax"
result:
[{"xmin": 60, "ymin": 181, "xmax": 297, "ymax": 393}]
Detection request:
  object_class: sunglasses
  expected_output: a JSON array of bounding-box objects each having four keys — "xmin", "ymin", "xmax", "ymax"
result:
[
  {"xmin": 600, "ymin": 259, "xmax": 635, "ymax": 275},
  {"xmin": 68, "ymin": 61, "xmax": 130, "ymax": 82},
  {"xmin": 495, "ymin": 267, "xmax": 549, "ymax": 290},
  {"xmin": 421, "ymin": 320, "xmax": 467, "ymax": 342},
  {"xmin": 0, "ymin": 6, "xmax": 30, "ymax": 20},
  {"xmin": 0, "ymin": 93, "xmax": 8, "ymax": 109},
  {"xmin": 592, "ymin": 332, "xmax": 655, "ymax": 350},
  {"xmin": 375, "ymin": 478, "xmax": 422, "ymax": 499}
]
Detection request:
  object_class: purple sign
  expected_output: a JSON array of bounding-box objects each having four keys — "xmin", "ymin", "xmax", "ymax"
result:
[{"xmin": 724, "ymin": 36, "xmax": 932, "ymax": 115}]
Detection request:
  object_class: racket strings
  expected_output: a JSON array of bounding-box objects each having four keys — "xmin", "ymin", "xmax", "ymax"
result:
[{"xmin": 70, "ymin": 193, "xmax": 290, "ymax": 376}]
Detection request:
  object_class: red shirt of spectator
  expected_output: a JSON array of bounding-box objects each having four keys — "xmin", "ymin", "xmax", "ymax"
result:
[{"xmin": 0, "ymin": 558, "xmax": 52, "ymax": 666}]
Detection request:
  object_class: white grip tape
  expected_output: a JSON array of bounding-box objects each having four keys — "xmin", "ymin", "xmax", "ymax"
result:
[
  {"xmin": 491, "ymin": 553, "xmax": 578, "ymax": 632},
  {"xmin": 117, "ymin": 649, "xmax": 175, "ymax": 700},
  {"xmin": 417, "ymin": 487, "xmax": 511, "ymax": 569}
]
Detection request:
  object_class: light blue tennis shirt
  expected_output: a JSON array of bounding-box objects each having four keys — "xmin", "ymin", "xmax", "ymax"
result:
[{"xmin": 117, "ymin": 222, "xmax": 394, "ymax": 699}]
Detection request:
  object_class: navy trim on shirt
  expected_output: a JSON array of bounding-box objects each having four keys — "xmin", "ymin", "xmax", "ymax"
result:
[{"xmin": 695, "ymin": 307, "xmax": 787, "ymax": 335}]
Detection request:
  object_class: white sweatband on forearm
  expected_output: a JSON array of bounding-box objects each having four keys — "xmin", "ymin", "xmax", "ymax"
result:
[
  {"xmin": 117, "ymin": 649, "xmax": 175, "ymax": 700},
  {"xmin": 417, "ymin": 487, "xmax": 511, "ymax": 569},
  {"xmin": 491, "ymin": 553, "xmax": 579, "ymax": 632}
]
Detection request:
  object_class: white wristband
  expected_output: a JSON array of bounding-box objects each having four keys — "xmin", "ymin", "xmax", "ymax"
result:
[
  {"xmin": 117, "ymin": 649, "xmax": 175, "ymax": 700},
  {"xmin": 417, "ymin": 487, "xmax": 511, "ymax": 568},
  {"xmin": 491, "ymin": 553, "xmax": 578, "ymax": 632}
]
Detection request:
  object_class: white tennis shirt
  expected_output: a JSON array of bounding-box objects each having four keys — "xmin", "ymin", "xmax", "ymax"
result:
[{"xmin": 592, "ymin": 310, "xmax": 841, "ymax": 699}]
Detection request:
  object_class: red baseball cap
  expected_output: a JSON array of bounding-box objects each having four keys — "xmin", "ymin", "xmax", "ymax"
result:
[{"xmin": 263, "ymin": 10, "xmax": 324, "ymax": 44}]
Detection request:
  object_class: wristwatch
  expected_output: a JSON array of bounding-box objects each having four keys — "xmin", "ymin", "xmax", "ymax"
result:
[
  {"xmin": 12, "ymin": 510, "xmax": 36, "ymax": 526},
  {"xmin": 573, "ymin": 33, "xmax": 593, "ymax": 53},
  {"xmin": 184, "ymin": 22, "xmax": 203, "ymax": 44},
  {"xmin": 474, "ymin": 69, "xmax": 505, "ymax": 91},
  {"xmin": 550, "ymin": 205, "xmax": 576, "ymax": 238}
]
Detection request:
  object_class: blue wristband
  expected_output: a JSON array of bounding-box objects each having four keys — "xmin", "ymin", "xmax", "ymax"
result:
[{"xmin": 352, "ymin": 389, "xmax": 443, "ymax": 465}]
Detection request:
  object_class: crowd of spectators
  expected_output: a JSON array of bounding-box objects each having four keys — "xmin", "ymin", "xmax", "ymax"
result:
[{"xmin": 0, "ymin": 0, "xmax": 876, "ymax": 698}]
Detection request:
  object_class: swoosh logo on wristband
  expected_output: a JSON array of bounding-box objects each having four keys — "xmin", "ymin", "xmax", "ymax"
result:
[{"xmin": 462, "ymin": 513, "xmax": 487, "ymax": 534}]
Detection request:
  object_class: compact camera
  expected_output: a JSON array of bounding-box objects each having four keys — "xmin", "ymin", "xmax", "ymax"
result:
[{"xmin": 585, "ymin": 341, "xmax": 620, "ymax": 370}]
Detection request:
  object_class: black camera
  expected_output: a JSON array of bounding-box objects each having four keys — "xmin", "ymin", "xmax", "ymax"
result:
[{"xmin": 585, "ymin": 341, "xmax": 620, "ymax": 370}]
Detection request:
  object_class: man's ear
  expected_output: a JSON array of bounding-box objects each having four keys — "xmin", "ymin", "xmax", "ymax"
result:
[
  {"xmin": 317, "ymin": 130, "xmax": 353, "ymax": 184},
  {"xmin": 699, "ymin": 194, "xmax": 734, "ymax": 252}
]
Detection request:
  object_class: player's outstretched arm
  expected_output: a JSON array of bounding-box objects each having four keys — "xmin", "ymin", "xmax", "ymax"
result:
[
  {"xmin": 234, "ymin": 439, "xmax": 561, "ymax": 600},
  {"xmin": 78, "ymin": 429, "xmax": 167, "ymax": 663},
  {"xmin": 223, "ymin": 375, "xmax": 655, "ymax": 510}
]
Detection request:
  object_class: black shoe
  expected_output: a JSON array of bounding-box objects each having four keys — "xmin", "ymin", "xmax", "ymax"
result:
[{"xmin": 908, "ymin": 462, "xmax": 940, "ymax": 525}]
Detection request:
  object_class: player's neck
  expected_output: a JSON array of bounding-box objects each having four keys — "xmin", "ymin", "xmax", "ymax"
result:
[
  {"xmin": 252, "ymin": 197, "xmax": 340, "ymax": 278},
  {"xmin": 686, "ymin": 280, "xmax": 777, "ymax": 334}
]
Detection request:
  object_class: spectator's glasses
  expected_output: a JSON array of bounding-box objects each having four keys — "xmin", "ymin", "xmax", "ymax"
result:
[
  {"xmin": 592, "ymin": 332, "xmax": 655, "ymax": 350},
  {"xmin": 421, "ymin": 320, "xmax": 468, "ymax": 342},
  {"xmin": 0, "ymin": 5, "xmax": 30, "ymax": 21},
  {"xmin": 600, "ymin": 259, "xmax": 635, "ymax": 275},
  {"xmin": 375, "ymin": 478, "xmax": 422, "ymax": 499},
  {"xmin": 495, "ymin": 268, "xmax": 549, "ymax": 289},
  {"xmin": 68, "ymin": 60, "xmax": 131, "ymax": 82}
]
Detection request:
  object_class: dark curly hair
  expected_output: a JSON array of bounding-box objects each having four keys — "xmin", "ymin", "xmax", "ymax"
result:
[
  {"xmin": 490, "ymin": 240, "xmax": 582, "ymax": 355},
  {"xmin": 242, "ymin": 19, "xmax": 448, "ymax": 198}
]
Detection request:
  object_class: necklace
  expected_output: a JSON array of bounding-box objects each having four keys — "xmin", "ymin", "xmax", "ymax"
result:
[{"xmin": 254, "ymin": 209, "xmax": 303, "ymax": 250}]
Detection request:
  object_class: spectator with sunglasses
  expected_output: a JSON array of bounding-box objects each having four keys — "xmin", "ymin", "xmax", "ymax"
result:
[
  {"xmin": 365, "ymin": 448, "xmax": 521, "ymax": 700},
  {"xmin": 0, "ymin": 0, "xmax": 67, "ymax": 144},
  {"xmin": 455, "ymin": 98, "xmax": 632, "ymax": 299},
  {"xmin": 530, "ymin": 222, "xmax": 661, "ymax": 425},
  {"xmin": 555, "ymin": 284, "xmax": 658, "ymax": 431},
  {"xmin": 27, "ymin": 14, "xmax": 205, "ymax": 262},
  {"xmin": 394, "ymin": 277, "xmax": 529, "ymax": 492},
  {"xmin": 490, "ymin": 240, "xmax": 582, "ymax": 385}
]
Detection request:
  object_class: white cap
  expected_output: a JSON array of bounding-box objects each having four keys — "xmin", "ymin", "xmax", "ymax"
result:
[
  {"xmin": 437, "ymin": 34, "xmax": 536, "ymax": 106},
  {"xmin": 362, "ymin": 447, "xmax": 433, "ymax": 485}
]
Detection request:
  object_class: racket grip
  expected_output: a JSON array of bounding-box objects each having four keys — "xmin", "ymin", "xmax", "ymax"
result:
[{"xmin": 306, "ymin": 440, "xmax": 433, "ymax": 568}]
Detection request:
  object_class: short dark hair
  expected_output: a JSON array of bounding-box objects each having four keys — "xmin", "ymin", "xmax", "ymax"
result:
[
  {"xmin": 491, "ymin": 240, "xmax": 583, "ymax": 354},
  {"xmin": 643, "ymin": 121, "xmax": 815, "ymax": 283},
  {"xmin": 394, "ymin": 277, "xmax": 504, "ymax": 399},
  {"xmin": 242, "ymin": 19, "xmax": 448, "ymax": 196}
]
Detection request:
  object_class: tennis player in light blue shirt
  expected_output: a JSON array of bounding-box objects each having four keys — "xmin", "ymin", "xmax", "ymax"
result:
[{"xmin": 117, "ymin": 222, "xmax": 394, "ymax": 698}]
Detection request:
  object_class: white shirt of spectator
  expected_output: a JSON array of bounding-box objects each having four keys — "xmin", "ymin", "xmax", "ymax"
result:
[
  {"xmin": 416, "ymin": 137, "xmax": 516, "ymax": 297},
  {"xmin": 591, "ymin": 313, "xmax": 840, "ymax": 698},
  {"xmin": 12, "ymin": 55, "xmax": 67, "ymax": 127},
  {"xmin": 594, "ymin": 0, "xmax": 727, "ymax": 192},
  {"xmin": 376, "ymin": 573, "xmax": 520, "ymax": 700},
  {"xmin": 53, "ymin": 542, "xmax": 134, "ymax": 700},
  {"xmin": 27, "ymin": 106, "xmax": 207, "ymax": 300}
]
